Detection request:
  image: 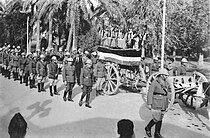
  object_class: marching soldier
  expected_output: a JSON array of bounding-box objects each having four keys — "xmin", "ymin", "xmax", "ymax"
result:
[
  {"xmin": 145, "ymin": 69, "xmax": 170, "ymax": 138},
  {"xmin": 94, "ymin": 56, "xmax": 106, "ymax": 96},
  {"xmin": 18, "ymin": 52, "xmax": 26, "ymax": 84},
  {"xmin": 29, "ymin": 53, "xmax": 38, "ymax": 89},
  {"xmin": 36, "ymin": 54, "xmax": 48, "ymax": 92},
  {"xmin": 48, "ymin": 56, "xmax": 59, "ymax": 96},
  {"xmin": 12, "ymin": 50, "xmax": 20, "ymax": 81},
  {"xmin": 79, "ymin": 59, "xmax": 94, "ymax": 108},
  {"xmin": 62, "ymin": 57, "xmax": 75, "ymax": 102},
  {"xmin": 23, "ymin": 53, "xmax": 32, "ymax": 86}
]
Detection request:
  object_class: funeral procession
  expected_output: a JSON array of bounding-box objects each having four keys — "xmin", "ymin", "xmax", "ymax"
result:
[{"xmin": 0, "ymin": 0, "xmax": 209, "ymax": 138}]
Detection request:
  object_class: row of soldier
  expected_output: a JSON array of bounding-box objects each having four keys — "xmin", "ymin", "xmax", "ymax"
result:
[{"xmin": 0, "ymin": 45, "xmax": 107, "ymax": 108}]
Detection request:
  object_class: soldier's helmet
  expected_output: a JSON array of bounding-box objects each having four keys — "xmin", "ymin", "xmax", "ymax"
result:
[
  {"xmin": 159, "ymin": 68, "xmax": 169, "ymax": 76},
  {"xmin": 84, "ymin": 51, "xmax": 89, "ymax": 55},
  {"xmin": 17, "ymin": 46, "xmax": 20, "ymax": 49},
  {"xmin": 51, "ymin": 56, "xmax": 57, "ymax": 60},
  {"xmin": 40, "ymin": 54, "xmax": 45, "ymax": 58},
  {"xmin": 67, "ymin": 58, "xmax": 73, "ymax": 62},
  {"xmin": 181, "ymin": 58, "xmax": 188, "ymax": 63},
  {"xmin": 86, "ymin": 59, "xmax": 92, "ymax": 65},
  {"xmin": 33, "ymin": 53, "xmax": 38, "ymax": 57}
]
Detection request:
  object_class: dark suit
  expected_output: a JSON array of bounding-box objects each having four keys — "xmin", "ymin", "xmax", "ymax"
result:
[{"xmin": 73, "ymin": 56, "xmax": 83, "ymax": 85}]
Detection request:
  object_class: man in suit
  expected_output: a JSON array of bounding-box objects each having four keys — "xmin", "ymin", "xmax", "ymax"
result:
[
  {"xmin": 79, "ymin": 59, "xmax": 93, "ymax": 108},
  {"xmin": 73, "ymin": 52, "xmax": 83, "ymax": 86}
]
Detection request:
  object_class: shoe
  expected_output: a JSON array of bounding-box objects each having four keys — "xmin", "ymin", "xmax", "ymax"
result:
[
  {"xmin": 145, "ymin": 127, "xmax": 152, "ymax": 137},
  {"xmin": 68, "ymin": 98, "xmax": 74, "ymax": 102},
  {"xmin": 79, "ymin": 101, "xmax": 83, "ymax": 107},
  {"xmin": 154, "ymin": 133, "xmax": 164, "ymax": 138},
  {"xmin": 54, "ymin": 92, "xmax": 60, "ymax": 95},
  {"xmin": 85, "ymin": 104, "xmax": 92, "ymax": 108},
  {"xmin": 63, "ymin": 97, "xmax": 67, "ymax": 101}
]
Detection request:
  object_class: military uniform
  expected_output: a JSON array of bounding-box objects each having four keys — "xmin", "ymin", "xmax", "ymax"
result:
[
  {"xmin": 62, "ymin": 63, "xmax": 75, "ymax": 101},
  {"xmin": 145, "ymin": 70, "xmax": 170, "ymax": 138},
  {"xmin": 18, "ymin": 55, "xmax": 26, "ymax": 84},
  {"xmin": 94, "ymin": 60, "xmax": 106, "ymax": 95},
  {"xmin": 48, "ymin": 61, "xmax": 59, "ymax": 96},
  {"xmin": 23, "ymin": 56, "xmax": 31, "ymax": 86},
  {"xmin": 36, "ymin": 60, "xmax": 47, "ymax": 92},
  {"xmin": 174, "ymin": 65, "xmax": 186, "ymax": 76},
  {"xmin": 79, "ymin": 65, "xmax": 94, "ymax": 108},
  {"xmin": 29, "ymin": 58, "xmax": 37, "ymax": 88},
  {"xmin": 73, "ymin": 55, "xmax": 83, "ymax": 85},
  {"xmin": 12, "ymin": 53, "xmax": 19, "ymax": 80}
]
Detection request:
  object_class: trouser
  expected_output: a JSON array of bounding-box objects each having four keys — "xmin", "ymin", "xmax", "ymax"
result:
[
  {"xmin": 29, "ymin": 73, "xmax": 36, "ymax": 88},
  {"xmin": 75, "ymin": 68, "xmax": 81, "ymax": 85},
  {"xmin": 37, "ymin": 75, "xmax": 47, "ymax": 92},
  {"xmin": 49, "ymin": 78, "xmax": 58, "ymax": 96},
  {"xmin": 19, "ymin": 69, "xmax": 24, "ymax": 83},
  {"xmin": 24, "ymin": 73, "xmax": 29, "ymax": 86},
  {"xmin": 12, "ymin": 67, "xmax": 18, "ymax": 80},
  {"xmin": 96, "ymin": 77, "xmax": 105, "ymax": 91},
  {"xmin": 63, "ymin": 82, "xmax": 75, "ymax": 100},
  {"xmin": 80, "ymin": 85, "xmax": 92, "ymax": 105}
]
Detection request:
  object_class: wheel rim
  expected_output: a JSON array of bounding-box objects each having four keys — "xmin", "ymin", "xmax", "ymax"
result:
[
  {"xmin": 193, "ymin": 71, "xmax": 208, "ymax": 85},
  {"xmin": 142, "ymin": 72, "xmax": 175, "ymax": 111},
  {"xmin": 102, "ymin": 63, "xmax": 120, "ymax": 95}
]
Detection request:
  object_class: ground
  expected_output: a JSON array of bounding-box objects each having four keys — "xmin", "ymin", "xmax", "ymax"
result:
[{"xmin": 0, "ymin": 61, "xmax": 210, "ymax": 138}]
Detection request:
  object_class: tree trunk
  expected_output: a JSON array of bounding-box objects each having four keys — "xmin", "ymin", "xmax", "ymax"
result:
[
  {"xmin": 48, "ymin": 16, "xmax": 53, "ymax": 50},
  {"xmin": 198, "ymin": 53, "xmax": 204, "ymax": 66},
  {"xmin": 36, "ymin": 20, "xmax": 40, "ymax": 51},
  {"xmin": 66, "ymin": 25, "xmax": 73, "ymax": 52}
]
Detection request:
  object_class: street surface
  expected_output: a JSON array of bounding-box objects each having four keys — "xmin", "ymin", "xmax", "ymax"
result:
[{"xmin": 0, "ymin": 69, "xmax": 210, "ymax": 138}]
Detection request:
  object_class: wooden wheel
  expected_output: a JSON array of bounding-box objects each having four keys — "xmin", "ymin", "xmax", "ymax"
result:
[
  {"xmin": 193, "ymin": 71, "xmax": 208, "ymax": 85},
  {"xmin": 142, "ymin": 72, "xmax": 175, "ymax": 111},
  {"xmin": 102, "ymin": 63, "xmax": 120, "ymax": 95}
]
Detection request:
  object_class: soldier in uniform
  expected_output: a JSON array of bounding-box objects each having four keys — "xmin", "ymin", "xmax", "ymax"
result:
[
  {"xmin": 12, "ymin": 50, "xmax": 20, "ymax": 81},
  {"xmin": 47, "ymin": 56, "xmax": 59, "ymax": 96},
  {"xmin": 18, "ymin": 52, "xmax": 26, "ymax": 84},
  {"xmin": 23, "ymin": 53, "xmax": 32, "ymax": 86},
  {"xmin": 79, "ymin": 59, "xmax": 94, "ymax": 108},
  {"xmin": 145, "ymin": 69, "xmax": 170, "ymax": 138},
  {"xmin": 36, "ymin": 54, "xmax": 48, "ymax": 92},
  {"xmin": 62, "ymin": 57, "xmax": 75, "ymax": 102},
  {"xmin": 8, "ymin": 49, "xmax": 14, "ymax": 79},
  {"xmin": 94, "ymin": 56, "xmax": 106, "ymax": 96},
  {"xmin": 173, "ymin": 58, "xmax": 187, "ymax": 76},
  {"xmin": 29, "ymin": 53, "xmax": 38, "ymax": 89}
]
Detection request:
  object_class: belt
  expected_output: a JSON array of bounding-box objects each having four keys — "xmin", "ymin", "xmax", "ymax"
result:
[{"xmin": 153, "ymin": 92, "xmax": 167, "ymax": 96}]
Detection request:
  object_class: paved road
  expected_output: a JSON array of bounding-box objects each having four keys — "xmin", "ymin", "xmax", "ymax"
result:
[{"xmin": 0, "ymin": 75, "xmax": 210, "ymax": 138}]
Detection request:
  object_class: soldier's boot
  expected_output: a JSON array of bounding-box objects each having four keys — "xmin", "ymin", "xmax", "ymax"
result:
[
  {"xmin": 63, "ymin": 90, "xmax": 67, "ymax": 101},
  {"xmin": 49, "ymin": 86, "xmax": 53, "ymax": 96},
  {"xmin": 2, "ymin": 68, "xmax": 5, "ymax": 76},
  {"xmin": 20, "ymin": 76, "xmax": 23, "ymax": 84},
  {"xmin": 145, "ymin": 119, "xmax": 156, "ymax": 137},
  {"xmin": 29, "ymin": 80, "xmax": 33, "ymax": 89},
  {"xmin": 85, "ymin": 93, "xmax": 92, "ymax": 108},
  {"xmin": 154, "ymin": 121, "xmax": 164, "ymax": 138},
  {"xmin": 8, "ymin": 71, "xmax": 11, "ymax": 79},
  {"xmin": 31, "ymin": 79, "xmax": 37, "ymax": 88},
  {"xmin": 25, "ymin": 76, "xmax": 28, "ymax": 86},
  {"xmin": 79, "ymin": 93, "xmax": 86, "ymax": 107},
  {"xmin": 41, "ymin": 83, "xmax": 46, "ymax": 92},
  {"xmin": 54, "ymin": 86, "xmax": 60, "ymax": 95},
  {"xmin": 23, "ymin": 76, "xmax": 26, "ymax": 83},
  {"xmin": 68, "ymin": 90, "xmax": 73, "ymax": 102},
  {"xmin": 14, "ymin": 72, "xmax": 18, "ymax": 81},
  {"xmin": 38, "ymin": 83, "xmax": 41, "ymax": 92}
]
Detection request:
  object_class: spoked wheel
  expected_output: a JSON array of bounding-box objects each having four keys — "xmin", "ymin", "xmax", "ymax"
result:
[
  {"xmin": 193, "ymin": 71, "xmax": 208, "ymax": 85},
  {"xmin": 102, "ymin": 63, "xmax": 120, "ymax": 95},
  {"xmin": 142, "ymin": 72, "xmax": 175, "ymax": 111}
]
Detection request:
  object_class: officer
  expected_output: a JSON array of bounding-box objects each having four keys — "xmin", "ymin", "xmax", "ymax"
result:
[
  {"xmin": 23, "ymin": 53, "xmax": 32, "ymax": 86},
  {"xmin": 79, "ymin": 59, "xmax": 94, "ymax": 108},
  {"xmin": 29, "ymin": 53, "xmax": 38, "ymax": 89},
  {"xmin": 174, "ymin": 58, "xmax": 187, "ymax": 76},
  {"xmin": 13, "ymin": 50, "xmax": 20, "ymax": 81},
  {"xmin": 36, "ymin": 54, "xmax": 48, "ymax": 92},
  {"xmin": 145, "ymin": 68, "xmax": 170, "ymax": 138},
  {"xmin": 62, "ymin": 57, "xmax": 75, "ymax": 102},
  {"xmin": 94, "ymin": 56, "xmax": 106, "ymax": 96},
  {"xmin": 48, "ymin": 56, "xmax": 59, "ymax": 96},
  {"xmin": 18, "ymin": 52, "xmax": 26, "ymax": 84}
]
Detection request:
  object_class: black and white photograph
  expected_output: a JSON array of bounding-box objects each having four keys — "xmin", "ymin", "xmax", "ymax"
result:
[{"xmin": 0, "ymin": 0, "xmax": 209, "ymax": 138}]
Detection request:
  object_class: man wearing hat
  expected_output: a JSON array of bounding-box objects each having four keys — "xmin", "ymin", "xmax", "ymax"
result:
[
  {"xmin": 47, "ymin": 56, "xmax": 59, "ymax": 96},
  {"xmin": 36, "ymin": 54, "xmax": 48, "ymax": 92},
  {"xmin": 28, "ymin": 53, "xmax": 38, "ymax": 89},
  {"xmin": 79, "ymin": 59, "xmax": 94, "ymax": 108},
  {"xmin": 23, "ymin": 53, "xmax": 32, "ymax": 86},
  {"xmin": 62, "ymin": 57, "xmax": 75, "ymax": 102},
  {"xmin": 145, "ymin": 68, "xmax": 170, "ymax": 138},
  {"xmin": 18, "ymin": 52, "xmax": 26, "ymax": 84},
  {"xmin": 173, "ymin": 58, "xmax": 188, "ymax": 76},
  {"xmin": 94, "ymin": 55, "xmax": 106, "ymax": 96},
  {"xmin": 12, "ymin": 50, "xmax": 20, "ymax": 81}
]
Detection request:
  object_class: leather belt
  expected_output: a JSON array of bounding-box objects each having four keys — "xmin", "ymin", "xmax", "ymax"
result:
[{"xmin": 153, "ymin": 92, "xmax": 167, "ymax": 96}]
